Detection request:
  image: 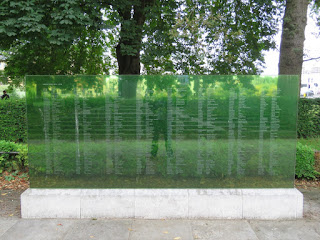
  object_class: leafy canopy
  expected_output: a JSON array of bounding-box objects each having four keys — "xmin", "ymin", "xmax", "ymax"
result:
[
  {"xmin": 0, "ymin": 0, "xmax": 281, "ymax": 82},
  {"xmin": 0, "ymin": 0, "xmax": 113, "ymax": 85}
]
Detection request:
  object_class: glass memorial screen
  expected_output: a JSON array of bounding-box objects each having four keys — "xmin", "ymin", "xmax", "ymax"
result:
[{"xmin": 26, "ymin": 75, "xmax": 299, "ymax": 188}]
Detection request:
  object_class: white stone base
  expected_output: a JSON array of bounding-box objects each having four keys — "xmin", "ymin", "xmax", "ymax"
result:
[{"xmin": 21, "ymin": 188, "xmax": 303, "ymax": 219}]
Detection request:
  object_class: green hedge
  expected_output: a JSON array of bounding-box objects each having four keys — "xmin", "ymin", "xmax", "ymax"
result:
[
  {"xmin": 0, "ymin": 98, "xmax": 27, "ymax": 143},
  {"xmin": 0, "ymin": 97, "xmax": 320, "ymax": 142},
  {"xmin": 298, "ymin": 98, "xmax": 320, "ymax": 138},
  {"xmin": 296, "ymin": 142, "xmax": 319, "ymax": 179},
  {"xmin": 0, "ymin": 140, "xmax": 28, "ymax": 173}
]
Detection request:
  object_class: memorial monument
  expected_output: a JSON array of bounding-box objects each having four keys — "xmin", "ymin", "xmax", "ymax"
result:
[{"xmin": 21, "ymin": 75, "xmax": 303, "ymax": 219}]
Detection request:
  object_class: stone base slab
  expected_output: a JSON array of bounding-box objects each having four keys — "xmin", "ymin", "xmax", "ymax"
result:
[{"xmin": 21, "ymin": 188, "xmax": 303, "ymax": 219}]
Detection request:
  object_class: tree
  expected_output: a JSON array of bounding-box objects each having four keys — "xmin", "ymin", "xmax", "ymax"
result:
[
  {"xmin": 142, "ymin": 0, "xmax": 280, "ymax": 75},
  {"xmin": 278, "ymin": 0, "xmax": 309, "ymax": 88},
  {"xmin": 278, "ymin": 0, "xmax": 320, "ymax": 90},
  {"xmin": 0, "ymin": 0, "xmax": 111, "ymax": 85},
  {"xmin": 1, "ymin": 0, "xmax": 281, "ymax": 82},
  {"xmin": 110, "ymin": 0, "xmax": 281, "ymax": 75},
  {"xmin": 111, "ymin": 0, "xmax": 155, "ymax": 75}
]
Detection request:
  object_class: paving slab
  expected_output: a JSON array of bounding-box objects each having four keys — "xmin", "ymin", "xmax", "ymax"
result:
[
  {"xmin": 249, "ymin": 220, "xmax": 320, "ymax": 240},
  {"xmin": 130, "ymin": 219, "xmax": 193, "ymax": 240},
  {"xmin": 62, "ymin": 219, "xmax": 132, "ymax": 240},
  {"xmin": 0, "ymin": 219, "xmax": 18, "ymax": 238},
  {"xmin": 0, "ymin": 219, "xmax": 76, "ymax": 240},
  {"xmin": 190, "ymin": 220, "xmax": 259, "ymax": 240}
]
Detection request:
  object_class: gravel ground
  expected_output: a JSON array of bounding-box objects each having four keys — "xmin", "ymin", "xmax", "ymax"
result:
[
  {"xmin": 299, "ymin": 188, "xmax": 320, "ymax": 220},
  {"xmin": 0, "ymin": 190, "xmax": 23, "ymax": 219}
]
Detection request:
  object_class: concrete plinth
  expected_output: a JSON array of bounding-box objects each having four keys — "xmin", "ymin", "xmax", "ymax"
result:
[{"xmin": 21, "ymin": 188, "xmax": 303, "ymax": 219}]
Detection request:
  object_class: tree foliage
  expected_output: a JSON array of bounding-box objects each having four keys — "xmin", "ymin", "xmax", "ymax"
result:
[
  {"xmin": 0, "ymin": 0, "xmax": 282, "ymax": 81},
  {"xmin": 0, "ymin": 0, "xmax": 112, "ymax": 85},
  {"xmin": 142, "ymin": 0, "xmax": 280, "ymax": 75},
  {"xmin": 0, "ymin": 0, "xmax": 107, "ymax": 47}
]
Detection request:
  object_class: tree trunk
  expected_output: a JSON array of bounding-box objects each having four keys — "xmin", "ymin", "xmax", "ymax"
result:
[
  {"xmin": 116, "ymin": 44, "xmax": 141, "ymax": 75},
  {"xmin": 116, "ymin": 37, "xmax": 140, "ymax": 98},
  {"xmin": 278, "ymin": 0, "xmax": 309, "ymax": 89},
  {"xmin": 115, "ymin": 2, "xmax": 149, "ymax": 98}
]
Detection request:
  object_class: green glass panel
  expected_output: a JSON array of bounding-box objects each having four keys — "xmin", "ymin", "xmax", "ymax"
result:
[{"xmin": 26, "ymin": 75, "xmax": 299, "ymax": 188}]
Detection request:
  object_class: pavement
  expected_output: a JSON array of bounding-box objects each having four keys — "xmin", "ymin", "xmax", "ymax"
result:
[{"xmin": 0, "ymin": 188, "xmax": 320, "ymax": 240}]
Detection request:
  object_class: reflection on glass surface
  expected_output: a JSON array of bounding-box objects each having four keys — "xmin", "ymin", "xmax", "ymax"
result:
[{"xmin": 26, "ymin": 75, "xmax": 299, "ymax": 188}]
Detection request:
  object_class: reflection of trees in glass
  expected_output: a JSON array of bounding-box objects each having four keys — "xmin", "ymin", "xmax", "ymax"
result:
[
  {"xmin": 252, "ymin": 76, "xmax": 278, "ymax": 97},
  {"xmin": 29, "ymin": 76, "xmax": 106, "ymax": 98},
  {"xmin": 26, "ymin": 75, "xmax": 299, "ymax": 185},
  {"xmin": 74, "ymin": 76, "xmax": 105, "ymax": 97},
  {"xmin": 118, "ymin": 76, "xmax": 141, "ymax": 99},
  {"xmin": 28, "ymin": 74, "xmax": 264, "ymax": 101}
]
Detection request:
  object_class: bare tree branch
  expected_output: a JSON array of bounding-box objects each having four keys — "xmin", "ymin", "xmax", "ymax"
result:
[{"xmin": 303, "ymin": 56, "xmax": 320, "ymax": 62}]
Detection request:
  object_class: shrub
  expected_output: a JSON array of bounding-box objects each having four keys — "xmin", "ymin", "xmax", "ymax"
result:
[
  {"xmin": 0, "ymin": 98, "xmax": 27, "ymax": 142},
  {"xmin": 298, "ymin": 98, "xmax": 320, "ymax": 138},
  {"xmin": 0, "ymin": 140, "xmax": 28, "ymax": 173},
  {"xmin": 296, "ymin": 142, "xmax": 319, "ymax": 179},
  {"xmin": 16, "ymin": 144, "xmax": 28, "ymax": 170}
]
